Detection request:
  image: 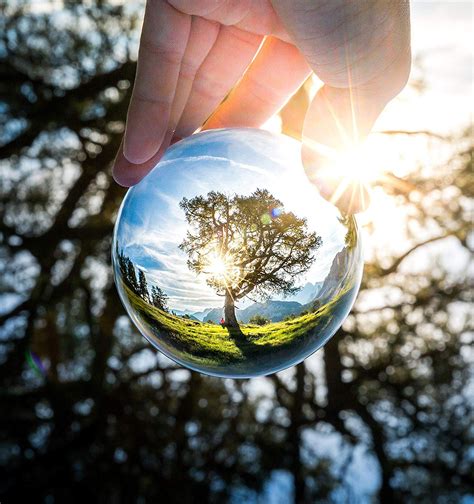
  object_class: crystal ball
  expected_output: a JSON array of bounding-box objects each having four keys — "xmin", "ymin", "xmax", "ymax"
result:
[{"xmin": 112, "ymin": 128, "xmax": 363, "ymax": 378}]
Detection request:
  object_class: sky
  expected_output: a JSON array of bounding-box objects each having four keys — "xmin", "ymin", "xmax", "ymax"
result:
[
  {"xmin": 115, "ymin": 129, "xmax": 352, "ymax": 313},
  {"xmin": 386, "ymin": 0, "xmax": 473, "ymax": 133}
]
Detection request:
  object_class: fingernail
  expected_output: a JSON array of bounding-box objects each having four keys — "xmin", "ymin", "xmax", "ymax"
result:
[
  {"xmin": 123, "ymin": 106, "xmax": 168, "ymax": 164},
  {"xmin": 170, "ymin": 135, "xmax": 183, "ymax": 146}
]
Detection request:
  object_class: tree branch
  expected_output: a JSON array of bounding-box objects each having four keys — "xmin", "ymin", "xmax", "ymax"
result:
[
  {"xmin": 0, "ymin": 61, "xmax": 135, "ymax": 160},
  {"xmin": 379, "ymin": 233, "xmax": 458, "ymax": 276},
  {"xmin": 377, "ymin": 130, "xmax": 450, "ymax": 141}
]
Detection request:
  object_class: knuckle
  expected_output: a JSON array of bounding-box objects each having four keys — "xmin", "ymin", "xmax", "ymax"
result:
[
  {"xmin": 245, "ymin": 76, "xmax": 282, "ymax": 107},
  {"xmin": 179, "ymin": 59, "xmax": 199, "ymax": 80},
  {"xmin": 192, "ymin": 75, "xmax": 229, "ymax": 103},
  {"xmin": 132, "ymin": 88, "xmax": 171, "ymax": 107},
  {"xmin": 139, "ymin": 38, "xmax": 183, "ymax": 66}
]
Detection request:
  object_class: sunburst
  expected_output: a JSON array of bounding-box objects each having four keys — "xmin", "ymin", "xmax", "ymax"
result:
[{"xmin": 202, "ymin": 250, "xmax": 241, "ymax": 287}]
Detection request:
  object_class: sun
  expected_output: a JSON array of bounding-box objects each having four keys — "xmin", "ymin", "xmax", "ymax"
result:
[
  {"xmin": 206, "ymin": 254, "xmax": 228, "ymax": 277},
  {"xmin": 332, "ymin": 144, "xmax": 382, "ymax": 184},
  {"xmin": 303, "ymin": 138, "xmax": 382, "ymax": 184},
  {"xmin": 298, "ymin": 134, "xmax": 395, "ymax": 213},
  {"xmin": 202, "ymin": 251, "xmax": 241, "ymax": 287}
]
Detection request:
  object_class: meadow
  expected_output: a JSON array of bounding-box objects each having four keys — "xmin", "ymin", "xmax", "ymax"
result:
[{"xmin": 123, "ymin": 283, "xmax": 353, "ymax": 374}]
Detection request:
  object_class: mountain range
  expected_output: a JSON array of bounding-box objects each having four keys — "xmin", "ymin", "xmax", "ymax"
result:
[
  {"xmin": 201, "ymin": 299, "xmax": 302, "ymax": 324},
  {"xmin": 288, "ymin": 281, "xmax": 323, "ymax": 305},
  {"xmin": 173, "ymin": 281, "xmax": 324, "ymax": 323}
]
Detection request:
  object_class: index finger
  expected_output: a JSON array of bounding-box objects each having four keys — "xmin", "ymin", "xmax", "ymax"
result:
[{"xmin": 123, "ymin": 0, "xmax": 191, "ymax": 165}]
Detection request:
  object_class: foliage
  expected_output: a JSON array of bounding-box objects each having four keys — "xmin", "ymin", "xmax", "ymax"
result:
[
  {"xmin": 117, "ymin": 248, "xmax": 167, "ymax": 310},
  {"xmin": 179, "ymin": 189, "xmax": 322, "ymax": 301},
  {"xmin": 117, "ymin": 248, "xmax": 139, "ymax": 292},
  {"xmin": 150, "ymin": 284, "xmax": 168, "ymax": 311},
  {"xmin": 122, "ymin": 282, "xmax": 351, "ymax": 372},
  {"xmin": 137, "ymin": 268, "xmax": 149, "ymax": 303},
  {"xmin": 179, "ymin": 188, "xmax": 322, "ymax": 326}
]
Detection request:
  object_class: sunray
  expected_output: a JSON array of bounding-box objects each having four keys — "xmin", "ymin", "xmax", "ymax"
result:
[
  {"xmin": 345, "ymin": 42, "xmax": 360, "ymax": 144},
  {"xmin": 330, "ymin": 176, "xmax": 351, "ymax": 207}
]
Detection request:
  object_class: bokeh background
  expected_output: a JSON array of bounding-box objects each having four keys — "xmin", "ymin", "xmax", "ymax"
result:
[{"xmin": 0, "ymin": 1, "xmax": 472, "ymax": 502}]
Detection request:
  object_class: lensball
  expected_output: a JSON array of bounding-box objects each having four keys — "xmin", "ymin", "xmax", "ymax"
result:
[{"xmin": 112, "ymin": 128, "xmax": 363, "ymax": 378}]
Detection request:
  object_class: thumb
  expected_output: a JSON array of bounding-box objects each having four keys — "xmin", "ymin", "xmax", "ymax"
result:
[
  {"xmin": 270, "ymin": 0, "xmax": 411, "ymax": 213},
  {"xmin": 301, "ymin": 84, "xmax": 385, "ymax": 214}
]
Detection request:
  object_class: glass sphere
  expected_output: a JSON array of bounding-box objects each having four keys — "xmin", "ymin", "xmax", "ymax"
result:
[{"xmin": 112, "ymin": 128, "xmax": 363, "ymax": 378}]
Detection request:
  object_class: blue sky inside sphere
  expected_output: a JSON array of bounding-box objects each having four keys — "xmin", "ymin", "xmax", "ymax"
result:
[{"xmin": 115, "ymin": 129, "xmax": 351, "ymax": 313}]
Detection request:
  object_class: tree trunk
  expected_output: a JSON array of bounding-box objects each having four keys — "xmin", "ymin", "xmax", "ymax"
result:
[
  {"xmin": 224, "ymin": 290, "xmax": 239, "ymax": 327},
  {"xmin": 289, "ymin": 363, "xmax": 306, "ymax": 504}
]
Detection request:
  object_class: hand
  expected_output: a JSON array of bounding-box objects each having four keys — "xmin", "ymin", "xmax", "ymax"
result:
[{"xmin": 113, "ymin": 0, "xmax": 411, "ymax": 213}]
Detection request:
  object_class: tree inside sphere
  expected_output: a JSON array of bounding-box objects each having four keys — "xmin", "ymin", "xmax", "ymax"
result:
[{"xmin": 112, "ymin": 128, "xmax": 363, "ymax": 378}]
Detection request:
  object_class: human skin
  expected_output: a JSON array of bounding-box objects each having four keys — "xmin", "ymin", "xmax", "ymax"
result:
[{"xmin": 112, "ymin": 0, "xmax": 411, "ymax": 213}]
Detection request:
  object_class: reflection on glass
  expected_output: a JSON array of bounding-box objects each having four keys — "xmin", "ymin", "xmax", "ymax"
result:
[{"xmin": 112, "ymin": 128, "xmax": 363, "ymax": 378}]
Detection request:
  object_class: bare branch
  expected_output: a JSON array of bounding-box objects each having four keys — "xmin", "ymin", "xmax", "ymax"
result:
[
  {"xmin": 0, "ymin": 62, "xmax": 135, "ymax": 160},
  {"xmin": 379, "ymin": 233, "xmax": 459, "ymax": 276},
  {"xmin": 377, "ymin": 130, "xmax": 450, "ymax": 141}
]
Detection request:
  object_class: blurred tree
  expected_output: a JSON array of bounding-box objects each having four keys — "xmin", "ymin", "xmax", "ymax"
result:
[{"xmin": 0, "ymin": 2, "xmax": 472, "ymax": 503}]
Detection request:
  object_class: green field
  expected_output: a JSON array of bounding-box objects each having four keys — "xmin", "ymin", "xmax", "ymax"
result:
[{"xmin": 123, "ymin": 282, "xmax": 355, "ymax": 375}]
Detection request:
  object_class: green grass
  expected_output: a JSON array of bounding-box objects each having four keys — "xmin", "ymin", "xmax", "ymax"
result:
[{"xmin": 122, "ymin": 281, "xmax": 355, "ymax": 374}]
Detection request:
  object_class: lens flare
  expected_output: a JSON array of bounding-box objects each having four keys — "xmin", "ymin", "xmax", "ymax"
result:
[
  {"xmin": 206, "ymin": 254, "xmax": 227, "ymax": 277},
  {"xmin": 25, "ymin": 349, "xmax": 47, "ymax": 378}
]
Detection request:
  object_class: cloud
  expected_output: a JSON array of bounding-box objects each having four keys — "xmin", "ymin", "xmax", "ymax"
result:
[{"xmin": 115, "ymin": 128, "xmax": 352, "ymax": 312}]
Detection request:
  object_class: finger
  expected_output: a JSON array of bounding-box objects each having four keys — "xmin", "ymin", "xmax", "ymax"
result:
[
  {"xmin": 168, "ymin": 0, "xmax": 287, "ymax": 39},
  {"xmin": 123, "ymin": 0, "xmax": 191, "ymax": 164},
  {"xmin": 169, "ymin": 16, "xmax": 220, "ymax": 133},
  {"xmin": 204, "ymin": 36, "xmax": 310, "ymax": 130},
  {"xmin": 114, "ymin": 16, "xmax": 219, "ymax": 186},
  {"xmin": 271, "ymin": 1, "xmax": 411, "ymax": 92},
  {"xmin": 174, "ymin": 25, "xmax": 263, "ymax": 138},
  {"xmin": 113, "ymin": 130, "xmax": 174, "ymax": 187},
  {"xmin": 300, "ymin": 1, "xmax": 412, "ymax": 150}
]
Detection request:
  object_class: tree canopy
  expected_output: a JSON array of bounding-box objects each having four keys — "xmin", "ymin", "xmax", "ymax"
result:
[
  {"xmin": 179, "ymin": 189, "xmax": 322, "ymax": 300},
  {"xmin": 179, "ymin": 189, "xmax": 322, "ymax": 326}
]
